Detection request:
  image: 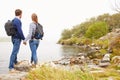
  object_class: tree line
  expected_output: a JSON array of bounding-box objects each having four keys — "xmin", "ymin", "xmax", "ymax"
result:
[{"xmin": 59, "ymin": 13, "xmax": 120, "ymax": 42}]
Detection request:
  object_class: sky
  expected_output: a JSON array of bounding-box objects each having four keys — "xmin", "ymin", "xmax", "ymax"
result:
[{"xmin": 0, "ymin": 0, "xmax": 117, "ymax": 43}]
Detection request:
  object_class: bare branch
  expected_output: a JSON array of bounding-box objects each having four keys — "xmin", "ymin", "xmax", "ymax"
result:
[{"xmin": 110, "ymin": 0, "xmax": 120, "ymax": 13}]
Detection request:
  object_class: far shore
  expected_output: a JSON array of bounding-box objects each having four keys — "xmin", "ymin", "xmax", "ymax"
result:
[{"xmin": 0, "ymin": 37, "xmax": 11, "ymax": 42}]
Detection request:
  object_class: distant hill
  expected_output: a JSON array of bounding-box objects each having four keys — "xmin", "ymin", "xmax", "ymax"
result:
[{"xmin": 0, "ymin": 37, "xmax": 11, "ymax": 42}]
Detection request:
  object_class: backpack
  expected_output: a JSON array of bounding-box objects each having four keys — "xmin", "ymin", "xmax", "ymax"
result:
[
  {"xmin": 4, "ymin": 20, "xmax": 17, "ymax": 36},
  {"xmin": 32, "ymin": 23, "xmax": 44, "ymax": 40}
]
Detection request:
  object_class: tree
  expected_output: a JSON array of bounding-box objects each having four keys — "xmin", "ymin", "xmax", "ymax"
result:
[
  {"xmin": 85, "ymin": 21, "xmax": 108, "ymax": 39},
  {"xmin": 61, "ymin": 29, "xmax": 72, "ymax": 39}
]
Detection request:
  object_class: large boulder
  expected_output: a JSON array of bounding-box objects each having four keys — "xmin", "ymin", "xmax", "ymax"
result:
[
  {"xmin": 99, "ymin": 54, "xmax": 111, "ymax": 67},
  {"xmin": 14, "ymin": 60, "xmax": 31, "ymax": 72}
]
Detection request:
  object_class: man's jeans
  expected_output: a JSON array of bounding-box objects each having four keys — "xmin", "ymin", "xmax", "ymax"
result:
[
  {"xmin": 29, "ymin": 40, "xmax": 39, "ymax": 64},
  {"xmin": 9, "ymin": 38, "xmax": 21, "ymax": 69}
]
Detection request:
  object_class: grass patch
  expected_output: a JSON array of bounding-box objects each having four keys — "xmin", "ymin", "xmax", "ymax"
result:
[
  {"xmin": 92, "ymin": 67, "xmax": 120, "ymax": 80},
  {"xmin": 25, "ymin": 65, "xmax": 95, "ymax": 80},
  {"xmin": 24, "ymin": 64, "xmax": 120, "ymax": 80}
]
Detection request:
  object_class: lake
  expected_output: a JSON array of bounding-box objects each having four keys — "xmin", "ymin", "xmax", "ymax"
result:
[{"xmin": 0, "ymin": 41, "xmax": 81, "ymax": 74}]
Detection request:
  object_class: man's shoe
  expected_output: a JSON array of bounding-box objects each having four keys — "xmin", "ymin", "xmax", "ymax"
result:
[
  {"xmin": 15, "ymin": 61, "xmax": 21, "ymax": 65},
  {"xmin": 14, "ymin": 62, "xmax": 21, "ymax": 67}
]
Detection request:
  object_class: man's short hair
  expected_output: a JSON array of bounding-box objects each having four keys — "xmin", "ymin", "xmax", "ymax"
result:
[{"xmin": 15, "ymin": 9, "xmax": 22, "ymax": 16}]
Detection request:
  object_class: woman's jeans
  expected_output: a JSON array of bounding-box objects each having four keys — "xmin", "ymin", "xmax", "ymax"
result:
[
  {"xmin": 29, "ymin": 39, "xmax": 39, "ymax": 64},
  {"xmin": 9, "ymin": 38, "xmax": 21, "ymax": 69}
]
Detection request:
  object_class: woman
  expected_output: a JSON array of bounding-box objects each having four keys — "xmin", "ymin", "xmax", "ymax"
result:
[{"xmin": 23, "ymin": 13, "xmax": 40, "ymax": 67}]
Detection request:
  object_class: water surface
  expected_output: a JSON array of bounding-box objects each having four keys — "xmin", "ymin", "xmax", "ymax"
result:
[{"xmin": 0, "ymin": 41, "xmax": 81, "ymax": 74}]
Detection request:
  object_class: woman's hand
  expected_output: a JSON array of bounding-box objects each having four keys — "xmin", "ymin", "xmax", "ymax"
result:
[{"xmin": 23, "ymin": 41, "xmax": 27, "ymax": 45}]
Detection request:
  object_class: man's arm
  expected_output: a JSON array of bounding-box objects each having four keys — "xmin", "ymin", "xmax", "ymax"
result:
[{"xmin": 14, "ymin": 19, "xmax": 25, "ymax": 40}]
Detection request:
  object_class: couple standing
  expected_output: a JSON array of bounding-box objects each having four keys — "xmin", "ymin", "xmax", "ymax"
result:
[{"xmin": 9, "ymin": 9, "xmax": 41, "ymax": 72}]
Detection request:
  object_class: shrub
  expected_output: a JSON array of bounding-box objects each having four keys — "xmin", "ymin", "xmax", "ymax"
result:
[
  {"xmin": 94, "ymin": 39, "xmax": 109, "ymax": 49},
  {"xmin": 85, "ymin": 21, "xmax": 108, "ymax": 39}
]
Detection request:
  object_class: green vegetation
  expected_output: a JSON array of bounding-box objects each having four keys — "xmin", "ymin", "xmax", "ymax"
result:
[
  {"xmin": 92, "ymin": 69, "xmax": 120, "ymax": 80},
  {"xmin": 25, "ymin": 13, "xmax": 120, "ymax": 80},
  {"xmin": 85, "ymin": 21, "xmax": 108, "ymax": 39},
  {"xmin": 25, "ymin": 65, "xmax": 120, "ymax": 80},
  {"xmin": 61, "ymin": 29, "xmax": 72, "ymax": 40},
  {"xmin": 109, "ymin": 36, "xmax": 120, "ymax": 56},
  {"xmin": 93, "ymin": 63, "xmax": 120, "ymax": 80},
  {"xmin": 26, "ymin": 65, "xmax": 95, "ymax": 80},
  {"xmin": 58, "ymin": 13, "xmax": 120, "ymax": 43},
  {"xmin": 58, "ymin": 13, "xmax": 120, "ymax": 57}
]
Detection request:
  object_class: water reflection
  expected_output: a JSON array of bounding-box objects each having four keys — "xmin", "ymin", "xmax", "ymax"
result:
[{"xmin": 60, "ymin": 45, "xmax": 82, "ymax": 57}]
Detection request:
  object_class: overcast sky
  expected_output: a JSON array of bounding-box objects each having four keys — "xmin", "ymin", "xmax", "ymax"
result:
[{"xmin": 0, "ymin": 0, "xmax": 117, "ymax": 42}]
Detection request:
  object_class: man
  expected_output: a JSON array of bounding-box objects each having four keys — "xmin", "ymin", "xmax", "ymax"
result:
[{"xmin": 9, "ymin": 9, "xmax": 25, "ymax": 72}]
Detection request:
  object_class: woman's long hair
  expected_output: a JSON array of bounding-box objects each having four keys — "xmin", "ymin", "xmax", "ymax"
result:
[{"xmin": 31, "ymin": 13, "xmax": 38, "ymax": 23}]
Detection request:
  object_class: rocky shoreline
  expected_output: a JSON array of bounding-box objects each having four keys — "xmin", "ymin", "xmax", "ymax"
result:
[
  {"xmin": 1, "ymin": 53, "xmax": 120, "ymax": 80},
  {"xmin": 0, "ymin": 72, "xmax": 27, "ymax": 80}
]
